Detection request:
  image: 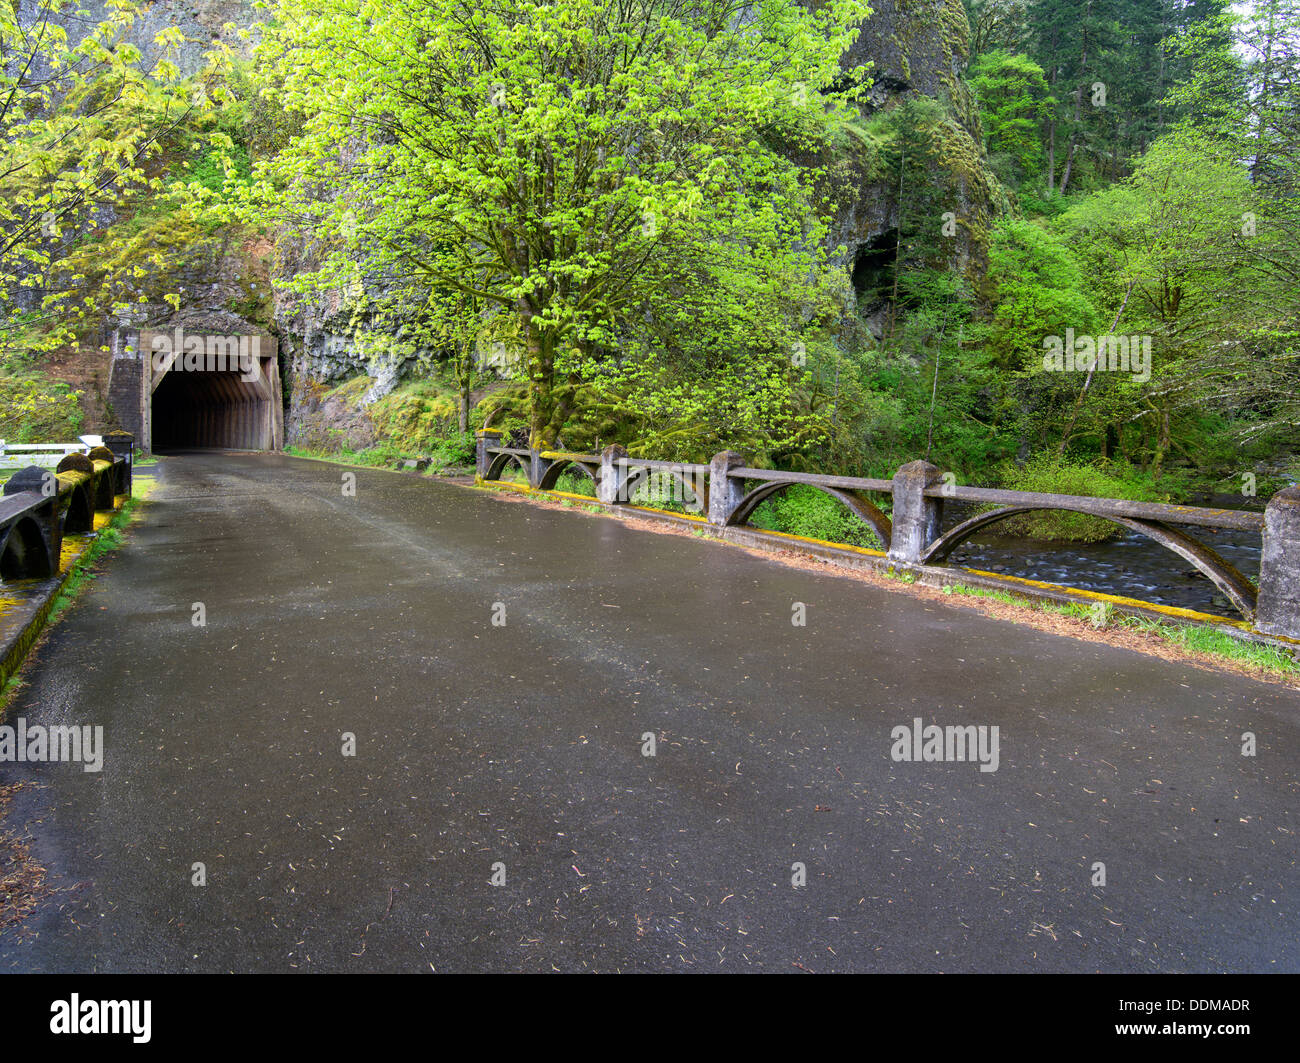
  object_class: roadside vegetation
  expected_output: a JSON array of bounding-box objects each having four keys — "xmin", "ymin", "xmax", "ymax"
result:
[
  {"xmin": 935, "ymin": 577, "xmax": 1300, "ymax": 680},
  {"xmin": 47, "ymin": 475, "xmax": 154, "ymax": 624}
]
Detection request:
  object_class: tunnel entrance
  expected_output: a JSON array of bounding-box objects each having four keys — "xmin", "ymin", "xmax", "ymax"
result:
[
  {"xmin": 151, "ymin": 366, "xmax": 277, "ymax": 451},
  {"xmin": 108, "ymin": 322, "xmax": 283, "ymax": 454},
  {"xmin": 852, "ymin": 229, "xmax": 897, "ymax": 306}
]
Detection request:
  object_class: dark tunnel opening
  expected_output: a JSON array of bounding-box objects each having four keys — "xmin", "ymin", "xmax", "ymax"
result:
[
  {"xmin": 851, "ymin": 229, "xmax": 897, "ymax": 306},
  {"xmin": 151, "ymin": 368, "xmax": 276, "ymax": 452}
]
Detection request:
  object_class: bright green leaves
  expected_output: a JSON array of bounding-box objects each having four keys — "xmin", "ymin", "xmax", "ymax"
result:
[
  {"xmin": 254, "ymin": 0, "xmax": 872, "ymax": 447},
  {"xmin": 1, "ymin": 0, "xmax": 221, "ymax": 358}
]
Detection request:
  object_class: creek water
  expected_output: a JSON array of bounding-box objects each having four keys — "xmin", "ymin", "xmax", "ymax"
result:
[{"xmin": 936, "ymin": 495, "xmax": 1262, "ymax": 620}]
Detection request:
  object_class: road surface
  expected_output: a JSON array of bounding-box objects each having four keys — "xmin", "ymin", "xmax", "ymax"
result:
[{"xmin": 1, "ymin": 452, "xmax": 1296, "ymax": 972}]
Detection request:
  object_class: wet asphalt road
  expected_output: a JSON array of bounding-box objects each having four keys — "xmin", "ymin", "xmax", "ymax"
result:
[{"xmin": 1, "ymin": 451, "xmax": 1297, "ymax": 973}]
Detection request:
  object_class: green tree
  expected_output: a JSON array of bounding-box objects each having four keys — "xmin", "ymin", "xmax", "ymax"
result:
[
  {"xmin": 870, "ymin": 96, "xmax": 956, "ymax": 338},
  {"xmin": 1059, "ymin": 131, "xmax": 1256, "ymax": 472},
  {"xmin": 969, "ymin": 50, "xmax": 1052, "ymax": 187},
  {"xmin": 252, "ymin": 0, "xmax": 871, "ymax": 448},
  {"xmin": 986, "ymin": 217, "xmax": 1097, "ymax": 370},
  {"xmin": 964, "ymin": 0, "xmax": 1032, "ymax": 61},
  {"xmin": 1028, "ymin": 0, "xmax": 1121, "ymax": 195},
  {"xmin": 984, "ymin": 216, "xmax": 1099, "ymax": 451}
]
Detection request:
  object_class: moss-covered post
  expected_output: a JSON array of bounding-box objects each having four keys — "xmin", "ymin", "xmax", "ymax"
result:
[
  {"xmin": 531, "ymin": 450, "xmax": 554, "ymax": 490},
  {"xmin": 599, "ymin": 444, "xmax": 629, "ymax": 504},
  {"xmin": 1255, "ymin": 487, "xmax": 1300, "ymax": 638},
  {"xmin": 887, "ymin": 459, "xmax": 944, "ymax": 565},
  {"xmin": 708, "ymin": 451, "xmax": 748, "ymax": 527},
  {"xmin": 475, "ymin": 429, "xmax": 502, "ymax": 483}
]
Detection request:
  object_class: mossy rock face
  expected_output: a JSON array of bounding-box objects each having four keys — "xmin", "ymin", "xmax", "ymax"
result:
[
  {"xmin": 285, "ymin": 374, "xmax": 378, "ymax": 453},
  {"xmin": 56, "ymin": 453, "xmax": 94, "ymax": 475},
  {"xmin": 369, "ymin": 385, "xmax": 459, "ymax": 452},
  {"xmin": 823, "ymin": 0, "xmax": 1005, "ymax": 290},
  {"xmin": 87, "ymin": 446, "xmax": 115, "ymax": 463},
  {"xmin": 838, "ymin": 0, "xmax": 971, "ymax": 109}
]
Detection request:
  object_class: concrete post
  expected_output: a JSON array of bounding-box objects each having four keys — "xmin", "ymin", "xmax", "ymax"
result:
[
  {"xmin": 708, "ymin": 451, "xmax": 748, "ymax": 527},
  {"xmin": 2, "ymin": 466, "xmax": 60, "ymax": 577},
  {"xmin": 530, "ymin": 451, "xmax": 553, "ymax": 490},
  {"xmin": 103, "ymin": 431, "xmax": 134, "ymax": 496},
  {"xmin": 475, "ymin": 430, "xmax": 502, "ymax": 482},
  {"xmin": 599, "ymin": 445, "xmax": 629, "ymax": 504},
  {"xmin": 887, "ymin": 459, "xmax": 945, "ymax": 565},
  {"xmin": 1255, "ymin": 486, "xmax": 1300, "ymax": 638},
  {"xmin": 2, "ymin": 465, "xmax": 52, "ymax": 499}
]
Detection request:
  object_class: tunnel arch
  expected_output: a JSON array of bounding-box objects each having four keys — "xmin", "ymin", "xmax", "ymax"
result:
[
  {"xmin": 151, "ymin": 367, "xmax": 277, "ymax": 451},
  {"xmin": 729, "ymin": 481, "xmax": 893, "ymax": 549},
  {"xmin": 108, "ymin": 325, "xmax": 283, "ymax": 454}
]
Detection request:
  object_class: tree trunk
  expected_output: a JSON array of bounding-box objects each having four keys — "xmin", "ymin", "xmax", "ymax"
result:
[
  {"xmin": 1046, "ymin": 119, "xmax": 1056, "ymax": 192},
  {"xmin": 1151, "ymin": 407, "xmax": 1171, "ymax": 480},
  {"xmin": 1059, "ymin": 129, "xmax": 1078, "ymax": 196},
  {"xmin": 1058, "ymin": 16, "xmax": 1090, "ymax": 196},
  {"xmin": 1056, "ymin": 280, "xmax": 1134, "ymax": 455},
  {"xmin": 520, "ymin": 298, "xmax": 556, "ymax": 450}
]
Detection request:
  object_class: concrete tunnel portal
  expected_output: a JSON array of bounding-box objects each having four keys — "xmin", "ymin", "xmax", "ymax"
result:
[
  {"xmin": 109, "ymin": 323, "xmax": 284, "ymax": 454},
  {"xmin": 151, "ymin": 363, "xmax": 277, "ymax": 451}
]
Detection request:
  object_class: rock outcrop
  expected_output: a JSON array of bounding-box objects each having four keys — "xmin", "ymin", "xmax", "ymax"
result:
[{"xmin": 828, "ymin": 0, "xmax": 1007, "ymax": 330}]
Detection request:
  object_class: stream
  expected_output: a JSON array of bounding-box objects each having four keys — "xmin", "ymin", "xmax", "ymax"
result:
[{"xmin": 938, "ymin": 495, "xmax": 1262, "ymax": 620}]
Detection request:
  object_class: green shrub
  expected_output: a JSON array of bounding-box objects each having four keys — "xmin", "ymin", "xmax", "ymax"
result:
[
  {"xmin": 553, "ymin": 470, "xmax": 597, "ymax": 497},
  {"xmin": 626, "ymin": 469, "xmax": 697, "ymax": 512},
  {"xmin": 429, "ymin": 431, "xmax": 476, "ymax": 469},
  {"xmin": 747, "ymin": 483, "xmax": 887, "ymax": 549},
  {"xmin": 995, "ymin": 457, "xmax": 1165, "ymax": 542}
]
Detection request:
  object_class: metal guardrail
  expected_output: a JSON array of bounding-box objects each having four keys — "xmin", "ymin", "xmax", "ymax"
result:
[
  {"xmin": 0, "ymin": 435, "xmax": 105, "ymax": 469},
  {"xmin": 474, "ymin": 432, "xmax": 1300, "ymax": 639}
]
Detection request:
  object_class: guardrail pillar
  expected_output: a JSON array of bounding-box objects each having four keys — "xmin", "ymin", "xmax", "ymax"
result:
[
  {"xmin": 530, "ymin": 450, "xmax": 552, "ymax": 490},
  {"xmin": 2, "ymin": 466, "xmax": 60, "ymax": 577},
  {"xmin": 3, "ymin": 465, "xmax": 54, "ymax": 500},
  {"xmin": 599, "ymin": 445, "xmax": 629, "ymax": 504},
  {"xmin": 475, "ymin": 429, "xmax": 502, "ymax": 481},
  {"xmin": 708, "ymin": 451, "xmax": 747, "ymax": 526},
  {"xmin": 1255, "ymin": 486, "xmax": 1300, "ymax": 638},
  {"xmin": 887, "ymin": 460, "xmax": 944, "ymax": 565},
  {"xmin": 103, "ymin": 431, "xmax": 133, "ymax": 496}
]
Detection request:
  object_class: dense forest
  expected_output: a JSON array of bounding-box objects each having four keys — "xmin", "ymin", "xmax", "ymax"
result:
[{"xmin": 3, "ymin": 0, "xmax": 1299, "ymax": 523}]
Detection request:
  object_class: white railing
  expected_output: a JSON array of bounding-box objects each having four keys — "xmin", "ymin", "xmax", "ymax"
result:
[{"xmin": 0, "ymin": 435, "xmax": 103, "ymax": 469}]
